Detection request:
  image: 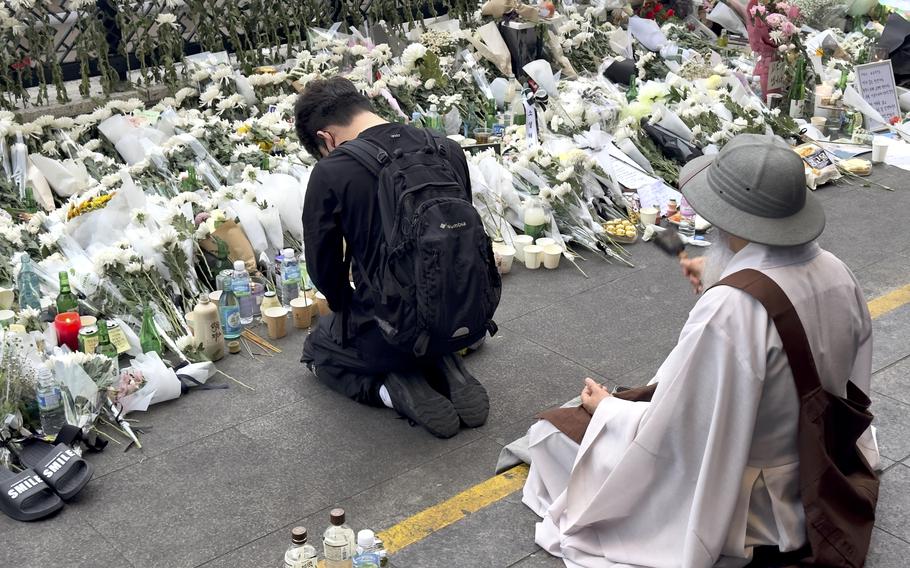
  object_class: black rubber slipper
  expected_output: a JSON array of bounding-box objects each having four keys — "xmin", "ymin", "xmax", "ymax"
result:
[
  {"xmin": 14, "ymin": 440, "xmax": 93, "ymax": 501},
  {"xmin": 0, "ymin": 465, "xmax": 64, "ymax": 521}
]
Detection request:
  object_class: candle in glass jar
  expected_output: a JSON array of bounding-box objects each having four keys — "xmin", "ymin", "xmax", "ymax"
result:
[{"xmin": 54, "ymin": 311, "xmax": 81, "ymax": 351}]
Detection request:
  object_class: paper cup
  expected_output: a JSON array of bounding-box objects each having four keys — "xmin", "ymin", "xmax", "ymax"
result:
[
  {"xmin": 208, "ymin": 290, "xmax": 223, "ymax": 303},
  {"xmin": 496, "ymin": 245, "xmax": 516, "ymax": 274},
  {"xmin": 542, "ymin": 244, "xmax": 563, "ymax": 269},
  {"xmin": 263, "ymin": 306, "xmax": 288, "ymax": 339},
  {"xmin": 535, "ymin": 237, "xmax": 556, "ymax": 248},
  {"xmin": 79, "ymin": 315, "xmax": 96, "ymax": 328},
  {"xmin": 0, "ymin": 287, "xmax": 13, "ymax": 310},
  {"xmin": 314, "ymin": 291, "xmax": 330, "ymax": 316},
  {"xmin": 0, "ymin": 309, "xmax": 15, "ymax": 328},
  {"xmin": 810, "ymin": 116, "xmax": 827, "ymax": 129},
  {"xmin": 871, "ymin": 136, "xmax": 890, "ymax": 163},
  {"xmin": 523, "ymin": 245, "xmax": 543, "ymax": 270},
  {"xmin": 513, "ymin": 235, "xmax": 534, "ymax": 263},
  {"xmin": 639, "ymin": 207, "xmax": 659, "ymax": 226},
  {"xmin": 290, "ymin": 297, "xmax": 314, "ymax": 329}
]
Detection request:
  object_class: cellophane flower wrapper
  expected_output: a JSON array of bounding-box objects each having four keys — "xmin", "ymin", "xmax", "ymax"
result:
[
  {"xmin": 257, "ymin": 172, "xmax": 307, "ymax": 243},
  {"xmin": 29, "ymin": 155, "xmax": 92, "ymax": 198},
  {"xmin": 131, "ymin": 351, "xmax": 182, "ymax": 405}
]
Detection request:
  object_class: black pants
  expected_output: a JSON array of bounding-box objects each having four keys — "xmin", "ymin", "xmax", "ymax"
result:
[{"xmin": 301, "ymin": 313, "xmax": 419, "ymax": 407}]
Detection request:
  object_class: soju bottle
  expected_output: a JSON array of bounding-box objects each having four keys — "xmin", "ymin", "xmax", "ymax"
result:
[
  {"xmin": 214, "ymin": 238, "xmax": 233, "ymax": 273},
  {"xmin": 219, "ymin": 276, "xmax": 243, "ymax": 340},
  {"xmin": 626, "ymin": 75, "xmax": 639, "ymax": 102},
  {"xmin": 788, "ymin": 57, "xmax": 807, "ymax": 119},
  {"xmin": 97, "ymin": 320, "xmax": 119, "ymax": 363},
  {"xmin": 56, "ymin": 271, "xmax": 78, "ymax": 314},
  {"xmin": 139, "ymin": 303, "xmax": 163, "ymax": 355},
  {"xmin": 16, "ymin": 254, "xmax": 42, "ymax": 311}
]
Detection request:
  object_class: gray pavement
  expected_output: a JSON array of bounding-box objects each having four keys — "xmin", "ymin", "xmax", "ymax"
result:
[{"xmin": 3, "ymin": 165, "xmax": 910, "ymax": 567}]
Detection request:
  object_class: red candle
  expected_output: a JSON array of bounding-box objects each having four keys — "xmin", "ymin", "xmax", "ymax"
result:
[{"xmin": 54, "ymin": 312, "xmax": 81, "ymax": 351}]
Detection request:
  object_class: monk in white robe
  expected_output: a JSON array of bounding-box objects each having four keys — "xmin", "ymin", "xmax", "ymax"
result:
[{"xmin": 522, "ymin": 135, "xmax": 880, "ymax": 568}]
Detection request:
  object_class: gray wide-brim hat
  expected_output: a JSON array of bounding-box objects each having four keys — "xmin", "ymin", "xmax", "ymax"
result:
[{"xmin": 678, "ymin": 133, "xmax": 825, "ymax": 246}]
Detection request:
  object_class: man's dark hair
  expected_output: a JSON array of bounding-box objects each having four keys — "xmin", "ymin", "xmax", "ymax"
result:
[{"xmin": 294, "ymin": 77, "xmax": 375, "ymax": 159}]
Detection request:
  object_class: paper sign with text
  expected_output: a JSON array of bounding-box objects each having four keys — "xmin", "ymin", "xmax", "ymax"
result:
[{"xmin": 855, "ymin": 60, "xmax": 901, "ymax": 127}]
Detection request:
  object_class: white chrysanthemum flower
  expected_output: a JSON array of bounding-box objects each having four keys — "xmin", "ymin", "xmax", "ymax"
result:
[
  {"xmin": 41, "ymin": 140, "xmax": 57, "ymax": 154},
  {"xmin": 424, "ymin": 79, "xmax": 436, "ymax": 90},
  {"xmin": 93, "ymin": 248, "xmax": 120, "ymax": 272},
  {"xmin": 555, "ymin": 167, "xmax": 575, "ymax": 182},
  {"xmin": 157, "ymin": 226, "xmax": 179, "ymax": 247},
  {"xmin": 401, "ymin": 43, "xmax": 428, "ymax": 71},
  {"xmin": 156, "ymin": 13, "xmax": 178, "ymax": 27},
  {"xmin": 125, "ymin": 261, "xmax": 143, "ymax": 274},
  {"xmin": 100, "ymin": 173, "xmax": 121, "ymax": 188},
  {"xmin": 191, "ymin": 69, "xmax": 210, "ymax": 83},
  {"xmin": 174, "ymin": 87, "xmax": 197, "ymax": 104},
  {"xmin": 199, "ymin": 85, "xmax": 221, "ymax": 107},
  {"xmin": 176, "ymin": 335, "xmax": 201, "ymax": 352}
]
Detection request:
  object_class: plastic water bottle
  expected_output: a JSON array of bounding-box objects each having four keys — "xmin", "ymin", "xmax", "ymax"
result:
[
  {"xmin": 353, "ymin": 530, "xmax": 381, "ymax": 568},
  {"xmin": 219, "ymin": 277, "xmax": 242, "ymax": 340},
  {"xmin": 17, "ymin": 254, "xmax": 42, "ymax": 311},
  {"xmin": 232, "ymin": 260, "xmax": 254, "ymax": 325},
  {"xmin": 280, "ymin": 248, "xmax": 300, "ymax": 308},
  {"xmin": 679, "ymin": 198, "xmax": 696, "ymax": 239},
  {"xmin": 298, "ymin": 249, "xmax": 312, "ymax": 292},
  {"xmin": 283, "ymin": 526, "xmax": 318, "ymax": 568},
  {"xmin": 36, "ymin": 367, "xmax": 66, "ymax": 436}
]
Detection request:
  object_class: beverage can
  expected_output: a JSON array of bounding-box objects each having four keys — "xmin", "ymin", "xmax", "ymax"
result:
[{"xmin": 78, "ymin": 325, "xmax": 99, "ymax": 353}]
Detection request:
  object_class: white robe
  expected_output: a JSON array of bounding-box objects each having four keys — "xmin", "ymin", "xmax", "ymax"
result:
[{"xmin": 523, "ymin": 243, "xmax": 880, "ymax": 568}]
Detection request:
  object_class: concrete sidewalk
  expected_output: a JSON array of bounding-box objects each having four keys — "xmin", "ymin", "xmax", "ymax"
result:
[{"xmin": 2, "ymin": 165, "xmax": 909, "ymax": 567}]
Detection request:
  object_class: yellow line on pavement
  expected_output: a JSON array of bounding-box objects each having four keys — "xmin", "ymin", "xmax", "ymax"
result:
[
  {"xmin": 369, "ymin": 282, "xmax": 910, "ymax": 558},
  {"xmin": 869, "ymin": 283, "xmax": 910, "ymax": 320},
  {"xmin": 377, "ymin": 464, "xmax": 530, "ymax": 555}
]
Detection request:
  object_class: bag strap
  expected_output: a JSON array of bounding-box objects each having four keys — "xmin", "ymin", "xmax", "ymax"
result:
[
  {"xmin": 712, "ymin": 269, "xmax": 823, "ymax": 399},
  {"xmin": 335, "ymin": 138, "xmax": 388, "ymax": 177}
]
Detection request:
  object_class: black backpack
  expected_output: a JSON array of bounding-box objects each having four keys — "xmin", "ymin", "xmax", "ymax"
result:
[{"xmin": 337, "ymin": 129, "xmax": 501, "ymax": 357}]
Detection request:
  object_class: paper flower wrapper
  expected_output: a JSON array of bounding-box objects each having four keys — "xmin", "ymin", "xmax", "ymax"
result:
[{"xmin": 30, "ymin": 155, "xmax": 92, "ymax": 198}]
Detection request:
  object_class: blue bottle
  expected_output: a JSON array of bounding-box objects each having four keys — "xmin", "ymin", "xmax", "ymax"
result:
[{"xmin": 219, "ymin": 276, "xmax": 242, "ymax": 340}]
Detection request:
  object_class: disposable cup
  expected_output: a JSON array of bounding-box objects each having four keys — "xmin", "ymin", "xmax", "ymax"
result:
[
  {"xmin": 0, "ymin": 309, "xmax": 14, "ymax": 328},
  {"xmin": 496, "ymin": 245, "xmax": 516, "ymax": 274},
  {"xmin": 810, "ymin": 116, "xmax": 827, "ymax": 129},
  {"xmin": 263, "ymin": 306, "xmax": 288, "ymax": 339},
  {"xmin": 473, "ymin": 128, "xmax": 492, "ymax": 144},
  {"xmin": 523, "ymin": 245, "xmax": 543, "ymax": 270},
  {"xmin": 290, "ymin": 297, "xmax": 314, "ymax": 329},
  {"xmin": 871, "ymin": 136, "xmax": 890, "ymax": 163},
  {"xmin": 542, "ymin": 244, "xmax": 563, "ymax": 269},
  {"xmin": 0, "ymin": 286, "xmax": 13, "ymax": 310},
  {"xmin": 208, "ymin": 290, "xmax": 222, "ymax": 303},
  {"xmin": 639, "ymin": 207, "xmax": 659, "ymax": 226},
  {"xmin": 79, "ymin": 315, "xmax": 97, "ymax": 328},
  {"xmin": 314, "ymin": 291, "xmax": 331, "ymax": 316},
  {"xmin": 535, "ymin": 237, "xmax": 556, "ymax": 248},
  {"xmin": 513, "ymin": 235, "xmax": 534, "ymax": 262}
]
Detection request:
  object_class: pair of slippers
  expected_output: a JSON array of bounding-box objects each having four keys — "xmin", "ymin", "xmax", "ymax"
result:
[{"xmin": 0, "ymin": 425, "xmax": 94, "ymax": 522}]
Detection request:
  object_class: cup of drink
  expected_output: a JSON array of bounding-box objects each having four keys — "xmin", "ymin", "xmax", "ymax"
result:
[
  {"xmin": 871, "ymin": 136, "xmax": 891, "ymax": 163},
  {"xmin": 535, "ymin": 237, "xmax": 556, "ymax": 248},
  {"xmin": 473, "ymin": 128, "xmax": 492, "ymax": 144},
  {"xmin": 290, "ymin": 297, "xmax": 314, "ymax": 329},
  {"xmin": 513, "ymin": 235, "xmax": 534, "ymax": 262},
  {"xmin": 496, "ymin": 245, "xmax": 516, "ymax": 274},
  {"xmin": 542, "ymin": 244, "xmax": 563, "ymax": 269},
  {"xmin": 523, "ymin": 245, "xmax": 543, "ymax": 269},
  {"xmin": 639, "ymin": 207, "xmax": 659, "ymax": 226},
  {"xmin": 263, "ymin": 307, "xmax": 289, "ymax": 339}
]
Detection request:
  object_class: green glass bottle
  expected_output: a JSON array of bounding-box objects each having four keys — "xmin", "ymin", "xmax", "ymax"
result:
[
  {"xmin": 837, "ymin": 67, "xmax": 849, "ymax": 92},
  {"xmin": 214, "ymin": 238, "xmax": 233, "ymax": 273},
  {"xmin": 626, "ymin": 75, "xmax": 639, "ymax": 102},
  {"xmin": 56, "ymin": 271, "xmax": 79, "ymax": 314},
  {"xmin": 139, "ymin": 303, "xmax": 163, "ymax": 355},
  {"xmin": 788, "ymin": 57, "xmax": 807, "ymax": 119},
  {"xmin": 97, "ymin": 320, "xmax": 119, "ymax": 361}
]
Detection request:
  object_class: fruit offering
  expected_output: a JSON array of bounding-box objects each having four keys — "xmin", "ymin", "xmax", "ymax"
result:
[{"xmin": 604, "ymin": 219, "xmax": 637, "ymax": 240}]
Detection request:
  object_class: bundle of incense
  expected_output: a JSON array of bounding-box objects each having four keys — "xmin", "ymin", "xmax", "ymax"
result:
[{"xmin": 242, "ymin": 329, "xmax": 282, "ymax": 353}]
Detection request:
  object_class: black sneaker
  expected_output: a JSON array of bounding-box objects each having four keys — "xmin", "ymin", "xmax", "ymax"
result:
[
  {"xmin": 434, "ymin": 354, "xmax": 489, "ymax": 428},
  {"xmin": 384, "ymin": 371, "xmax": 460, "ymax": 439}
]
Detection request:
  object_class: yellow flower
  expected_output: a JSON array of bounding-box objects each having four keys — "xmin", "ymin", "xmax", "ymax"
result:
[
  {"xmin": 236, "ymin": 124, "xmax": 251, "ymax": 135},
  {"xmin": 705, "ymin": 74, "xmax": 723, "ymax": 90},
  {"xmin": 258, "ymin": 141, "xmax": 273, "ymax": 152},
  {"xmin": 815, "ymin": 48, "xmax": 824, "ymax": 57}
]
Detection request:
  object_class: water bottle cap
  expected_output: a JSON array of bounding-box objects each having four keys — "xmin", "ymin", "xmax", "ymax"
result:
[
  {"xmin": 233, "ymin": 260, "xmax": 245, "ymax": 271},
  {"xmin": 282, "ymin": 248, "xmax": 295, "ymax": 258},
  {"xmin": 357, "ymin": 529, "xmax": 375, "ymax": 548}
]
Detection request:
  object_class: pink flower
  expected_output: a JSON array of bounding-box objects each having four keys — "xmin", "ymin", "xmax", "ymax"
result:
[
  {"xmin": 781, "ymin": 21, "xmax": 797, "ymax": 35},
  {"xmin": 765, "ymin": 13, "xmax": 786, "ymax": 28},
  {"xmin": 750, "ymin": 4, "xmax": 767, "ymax": 16},
  {"xmin": 776, "ymin": 2, "xmax": 791, "ymax": 11},
  {"xmin": 787, "ymin": 5, "xmax": 801, "ymax": 20}
]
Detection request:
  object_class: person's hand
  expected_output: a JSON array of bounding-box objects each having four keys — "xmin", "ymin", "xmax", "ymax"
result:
[
  {"xmin": 680, "ymin": 256, "xmax": 705, "ymax": 294},
  {"xmin": 581, "ymin": 378, "xmax": 610, "ymax": 414}
]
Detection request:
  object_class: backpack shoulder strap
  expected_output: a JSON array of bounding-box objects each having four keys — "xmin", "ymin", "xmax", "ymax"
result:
[
  {"xmin": 711, "ymin": 268, "xmax": 823, "ymax": 398},
  {"xmin": 335, "ymin": 138, "xmax": 388, "ymax": 177}
]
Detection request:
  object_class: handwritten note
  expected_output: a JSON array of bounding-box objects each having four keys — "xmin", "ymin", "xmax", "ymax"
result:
[
  {"xmin": 856, "ymin": 60, "xmax": 901, "ymax": 127},
  {"xmin": 767, "ymin": 61, "xmax": 788, "ymax": 92}
]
